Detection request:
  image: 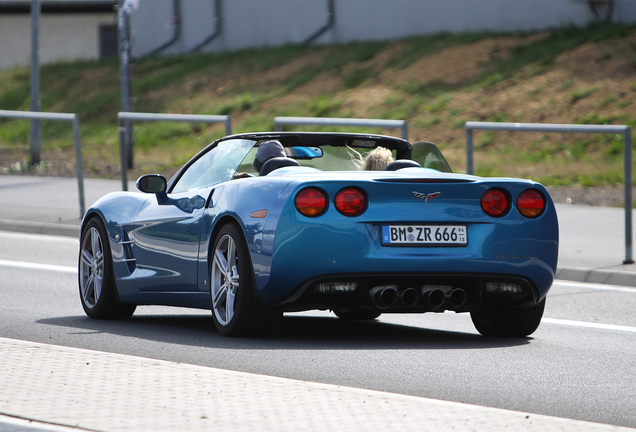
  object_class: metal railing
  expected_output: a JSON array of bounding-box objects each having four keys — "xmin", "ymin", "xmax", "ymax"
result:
[
  {"xmin": 274, "ymin": 116, "xmax": 409, "ymax": 141},
  {"xmin": 465, "ymin": 121, "xmax": 633, "ymax": 264},
  {"xmin": 0, "ymin": 109, "xmax": 85, "ymax": 217},
  {"xmin": 117, "ymin": 112, "xmax": 232, "ymax": 191}
]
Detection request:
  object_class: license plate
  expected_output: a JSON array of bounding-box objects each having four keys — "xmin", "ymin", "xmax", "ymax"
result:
[{"xmin": 381, "ymin": 225, "xmax": 467, "ymax": 246}]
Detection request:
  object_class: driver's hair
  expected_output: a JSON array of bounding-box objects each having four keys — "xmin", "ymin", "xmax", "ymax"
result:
[
  {"xmin": 363, "ymin": 147, "xmax": 393, "ymax": 171},
  {"xmin": 347, "ymin": 145, "xmax": 393, "ymax": 171}
]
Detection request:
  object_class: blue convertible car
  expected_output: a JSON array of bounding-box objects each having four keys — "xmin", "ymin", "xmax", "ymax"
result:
[{"xmin": 79, "ymin": 132, "xmax": 558, "ymax": 337}]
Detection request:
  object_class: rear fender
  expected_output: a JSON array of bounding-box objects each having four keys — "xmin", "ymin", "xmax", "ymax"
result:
[{"xmin": 197, "ymin": 178, "xmax": 298, "ymax": 301}]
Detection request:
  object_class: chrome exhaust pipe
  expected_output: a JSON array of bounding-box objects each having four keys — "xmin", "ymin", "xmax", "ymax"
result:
[
  {"xmin": 400, "ymin": 288, "xmax": 420, "ymax": 307},
  {"xmin": 370, "ymin": 286, "xmax": 398, "ymax": 308},
  {"xmin": 421, "ymin": 289, "xmax": 446, "ymax": 309},
  {"xmin": 448, "ymin": 288, "xmax": 467, "ymax": 309}
]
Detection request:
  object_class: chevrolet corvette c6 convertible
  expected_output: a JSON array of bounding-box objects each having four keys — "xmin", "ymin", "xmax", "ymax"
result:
[{"xmin": 78, "ymin": 132, "xmax": 558, "ymax": 337}]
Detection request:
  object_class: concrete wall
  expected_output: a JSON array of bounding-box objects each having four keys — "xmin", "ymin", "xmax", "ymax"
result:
[
  {"xmin": 128, "ymin": 0, "xmax": 636, "ymax": 58},
  {"xmin": 0, "ymin": 12, "xmax": 116, "ymax": 69},
  {"xmin": 1, "ymin": 0, "xmax": 635, "ymax": 69}
]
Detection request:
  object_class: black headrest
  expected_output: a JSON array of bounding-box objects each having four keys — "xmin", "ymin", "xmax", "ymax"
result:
[
  {"xmin": 384, "ymin": 160, "xmax": 422, "ymax": 171},
  {"xmin": 259, "ymin": 157, "xmax": 301, "ymax": 176}
]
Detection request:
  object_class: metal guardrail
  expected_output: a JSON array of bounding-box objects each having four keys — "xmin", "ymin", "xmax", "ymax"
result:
[
  {"xmin": 465, "ymin": 121, "xmax": 633, "ymax": 264},
  {"xmin": 117, "ymin": 112, "xmax": 232, "ymax": 191},
  {"xmin": 274, "ymin": 116, "xmax": 409, "ymax": 141},
  {"xmin": 0, "ymin": 109, "xmax": 85, "ymax": 218}
]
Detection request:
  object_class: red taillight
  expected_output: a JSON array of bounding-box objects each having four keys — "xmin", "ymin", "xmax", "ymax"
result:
[
  {"xmin": 295, "ymin": 188, "xmax": 327, "ymax": 217},
  {"xmin": 481, "ymin": 188, "xmax": 510, "ymax": 217},
  {"xmin": 517, "ymin": 189, "xmax": 545, "ymax": 218},
  {"xmin": 335, "ymin": 187, "xmax": 367, "ymax": 217}
]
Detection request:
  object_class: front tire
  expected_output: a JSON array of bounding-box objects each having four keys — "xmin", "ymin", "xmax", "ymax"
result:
[
  {"xmin": 210, "ymin": 223, "xmax": 282, "ymax": 337},
  {"xmin": 79, "ymin": 217, "xmax": 136, "ymax": 319},
  {"xmin": 470, "ymin": 299, "xmax": 545, "ymax": 337}
]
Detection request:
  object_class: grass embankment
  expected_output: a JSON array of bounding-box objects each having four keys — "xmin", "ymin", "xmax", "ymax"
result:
[{"xmin": 0, "ymin": 22, "xmax": 635, "ymax": 186}]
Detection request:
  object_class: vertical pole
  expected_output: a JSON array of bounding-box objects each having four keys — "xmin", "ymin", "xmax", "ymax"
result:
[
  {"xmin": 72, "ymin": 115, "xmax": 86, "ymax": 217},
  {"xmin": 118, "ymin": 116, "xmax": 128, "ymax": 191},
  {"xmin": 225, "ymin": 117, "xmax": 232, "ymax": 136},
  {"xmin": 624, "ymin": 127, "xmax": 633, "ymax": 264},
  {"xmin": 401, "ymin": 121, "xmax": 408, "ymax": 141},
  {"xmin": 30, "ymin": 0, "xmax": 41, "ymax": 165},
  {"xmin": 118, "ymin": 3, "xmax": 134, "ymax": 169},
  {"xmin": 466, "ymin": 126, "xmax": 474, "ymax": 175}
]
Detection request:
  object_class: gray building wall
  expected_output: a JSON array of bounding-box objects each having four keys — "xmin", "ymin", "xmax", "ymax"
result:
[
  {"xmin": 0, "ymin": 12, "xmax": 117, "ymax": 69},
  {"xmin": 129, "ymin": 0, "xmax": 636, "ymax": 58},
  {"xmin": 1, "ymin": 0, "xmax": 635, "ymax": 69}
]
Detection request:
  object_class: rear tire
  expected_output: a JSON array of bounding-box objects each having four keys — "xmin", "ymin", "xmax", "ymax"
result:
[
  {"xmin": 210, "ymin": 223, "xmax": 282, "ymax": 337},
  {"xmin": 79, "ymin": 217, "xmax": 136, "ymax": 319},
  {"xmin": 470, "ymin": 299, "xmax": 545, "ymax": 337}
]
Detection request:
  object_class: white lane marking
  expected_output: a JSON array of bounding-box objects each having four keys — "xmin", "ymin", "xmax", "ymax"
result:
[
  {"xmin": 553, "ymin": 280, "xmax": 636, "ymax": 293},
  {"xmin": 0, "ymin": 414, "xmax": 82, "ymax": 432},
  {"xmin": 0, "ymin": 259, "xmax": 77, "ymax": 274},
  {"xmin": 0, "ymin": 230, "xmax": 77, "ymax": 243},
  {"xmin": 543, "ymin": 318, "xmax": 636, "ymax": 334}
]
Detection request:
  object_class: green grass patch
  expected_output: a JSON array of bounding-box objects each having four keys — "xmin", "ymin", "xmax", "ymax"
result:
[
  {"xmin": 385, "ymin": 31, "xmax": 500, "ymax": 70},
  {"xmin": 600, "ymin": 95, "xmax": 617, "ymax": 107},
  {"xmin": 569, "ymin": 87, "xmax": 597, "ymax": 104},
  {"xmin": 342, "ymin": 68, "xmax": 379, "ymax": 90},
  {"xmin": 309, "ymin": 93, "xmax": 344, "ymax": 117}
]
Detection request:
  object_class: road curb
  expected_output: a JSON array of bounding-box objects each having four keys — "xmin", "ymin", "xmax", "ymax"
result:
[
  {"xmin": 0, "ymin": 219, "xmax": 79, "ymax": 238},
  {"xmin": 556, "ymin": 266, "xmax": 636, "ymax": 288}
]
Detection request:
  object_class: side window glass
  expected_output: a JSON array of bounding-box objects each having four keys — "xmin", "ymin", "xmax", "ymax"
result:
[
  {"xmin": 236, "ymin": 147, "xmax": 259, "ymax": 176},
  {"xmin": 411, "ymin": 141, "xmax": 453, "ymax": 173},
  {"xmin": 172, "ymin": 139, "xmax": 256, "ymax": 193}
]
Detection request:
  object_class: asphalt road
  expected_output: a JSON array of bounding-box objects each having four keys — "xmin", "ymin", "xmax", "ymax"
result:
[{"xmin": 1, "ymin": 230, "xmax": 635, "ymax": 428}]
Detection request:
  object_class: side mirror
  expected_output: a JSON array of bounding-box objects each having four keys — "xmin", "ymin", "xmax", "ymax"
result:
[
  {"xmin": 137, "ymin": 175, "xmax": 168, "ymax": 203},
  {"xmin": 137, "ymin": 174, "xmax": 167, "ymax": 193}
]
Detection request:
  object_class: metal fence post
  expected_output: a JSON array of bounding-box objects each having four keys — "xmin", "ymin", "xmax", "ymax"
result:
[
  {"xmin": 465, "ymin": 127, "xmax": 474, "ymax": 175},
  {"xmin": 116, "ymin": 112, "xmax": 233, "ymax": 191},
  {"xmin": 30, "ymin": 0, "xmax": 41, "ymax": 165},
  {"xmin": 0, "ymin": 109, "xmax": 85, "ymax": 218},
  {"xmin": 118, "ymin": 4, "xmax": 134, "ymax": 169},
  {"xmin": 118, "ymin": 116, "xmax": 128, "ymax": 191},
  {"xmin": 401, "ymin": 122, "xmax": 409, "ymax": 141},
  {"xmin": 624, "ymin": 127, "xmax": 633, "ymax": 264},
  {"xmin": 72, "ymin": 115, "xmax": 85, "ymax": 215},
  {"xmin": 465, "ymin": 121, "xmax": 633, "ymax": 265}
]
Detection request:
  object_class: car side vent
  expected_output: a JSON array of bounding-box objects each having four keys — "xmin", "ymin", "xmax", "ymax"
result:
[{"xmin": 119, "ymin": 229, "xmax": 136, "ymax": 273}]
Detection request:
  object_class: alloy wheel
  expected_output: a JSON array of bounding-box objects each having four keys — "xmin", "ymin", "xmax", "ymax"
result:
[{"xmin": 79, "ymin": 226, "xmax": 104, "ymax": 308}]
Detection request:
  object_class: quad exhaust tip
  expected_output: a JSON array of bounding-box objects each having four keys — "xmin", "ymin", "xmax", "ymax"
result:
[
  {"xmin": 370, "ymin": 286, "xmax": 399, "ymax": 308},
  {"xmin": 422, "ymin": 288, "xmax": 446, "ymax": 309},
  {"xmin": 370, "ymin": 286, "xmax": 467, "ymax": 310},
  {"xmin": 448, "ymin": 288, "xmax": 467, "ymax": 309},
  {"xmin": 400, "ymin": 288, "xmax": 420, "ymax": 307}
]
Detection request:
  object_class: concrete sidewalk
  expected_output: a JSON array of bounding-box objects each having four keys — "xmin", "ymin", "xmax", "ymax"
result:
[
  {"xmin": 1, "ymin": 336, "xmax": 634, "ymax": 432},
  {"xmin": 1, "ymin": 174, "xmax": 635, "ymax": 287}
]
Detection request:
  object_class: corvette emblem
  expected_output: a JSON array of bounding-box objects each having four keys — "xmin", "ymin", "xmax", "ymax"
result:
[{"xmin": 412, "ymin": 191, "xmax": 441, "ymax": 203}]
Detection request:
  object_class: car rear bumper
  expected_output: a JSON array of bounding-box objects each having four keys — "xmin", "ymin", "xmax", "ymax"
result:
[{"xmin": 273, "ymin": 271, "xmax": 542, "ymax": 313}]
